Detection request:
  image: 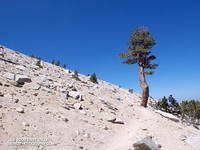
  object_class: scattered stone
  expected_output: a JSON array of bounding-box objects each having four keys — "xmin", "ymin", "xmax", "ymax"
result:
[
  {"xmin": 0, "ymin": 105, "xmax": 2, "ymax": 108},
  {"xmin": 0, "ymin": 92, "xmax": 4, "ymax": 97},
  {"xmin": 0, "ymin": 82, "xmax": 2, "ymax": 86},
  {"xmin": 107, "ymin": 117, "xmax": 124, "ymax": 124},
  {"xmin": 32, "ymin": 84, "xmax": 41, "ymax": 90},
  {"xmin": 4, "ymin": 84, "xmax": 10, "ymax": 87},
  {"xmin": 62, "ymin": 117, "xmax": 69, "ymax": 122},
  {"xmin": 16, "ymin": 107, "xmax": 24, "ymax": 113},
  {"xmin": 74, "ymin": 103, "xmax": 82, "ymax": 110},
  {"xmin": 22, "ymin": 122, "xmax": 30, "ymax": 126},
  {"xmin": 103, "ymin": 126, "xmax": 109, "ymax": 130},
  {"xmin": 132, "ymin": 136, "xmax": 160, "ymax": 150},
  {"xmin": 155, "ymin": 110, "xmax": 179, "ymax": 122},
  {"xmin": 15, "ymin": 75, "xmax": 31, "ymax": 84},
  {"xmin": 33, "ymin": 93, "xmax": 38, "ymax": 96},
  {"xmin": 14, "ymin": 99, "xmax": 19, "ymax": 103},
  {"xmin": 179, "ymin": 135, "xmax": 187, "ymax": 141},
  {"xmin": 4, "ymin": 72, "xmax": 15, "ymax": 80},
  {"xmin": 193, "ymin": 124, "xmax": 199, "ymax": 130},
  {"xmin": 142, "ymin": 128, "xmax": 148, "ymax": 131},
  {"xmin": 79, "ymin": 110, "xmax": 87, "ymax": 115},
  {"xmin": 68, "ymin": 91, "xmax": 81, "ymax": 99},
  {"xmin": 10, "ymin": 81, "xmax": 23, "ymax": 87},
  {"xmin": 46, "ymin": 110, "xmax": 51, "ymax": 114},
  {"xmin": 15, "ymin": 65, "xmax": 26, "ymax": 71},
  {"xmin": 83, "ymin": 133, "xmax": 90, "ymax": 138}
]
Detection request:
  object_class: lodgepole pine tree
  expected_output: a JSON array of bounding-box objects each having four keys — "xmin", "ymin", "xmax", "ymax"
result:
[{"xmin": 119, "ymin": 27, "xmax": 158, "ymax": 107}]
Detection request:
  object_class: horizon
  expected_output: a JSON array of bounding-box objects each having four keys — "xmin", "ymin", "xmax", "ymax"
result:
[{"xmin": 0, "ymin": 0, "xmax": 200, "ymax": 101}]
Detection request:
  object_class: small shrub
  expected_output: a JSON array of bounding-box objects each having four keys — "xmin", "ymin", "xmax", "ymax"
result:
[
  {"xmin": 128, "ymin": 89, "xmax": 133, "ymax": 93},
  {"xmin": 55, "ymin": 60, "xmax": 60, "ymax": 66},
  {"xmin": 90, "ymin": 73, "xmax": 98, "ymax": 84},
  {"xmin": 180, "ymin": 100, "xmax": 200, "ymax": 124},
  {"xmin": 156, "ymin": 96, "xmax": 169, "ymax": 112},
  {"xmin": 72, "ymin": 70, "xmax": 80, "ymax": 81},
  {"xmin": 36, "ymin": 60, "xmax": 42, "ymax": 68},
  {"xmin": 63, "ymin": 64, "xmax": 67, "ymax": 69},
  {"xmin": 52, "ymin": 59, "xmax": 55, "ymax": 65}
]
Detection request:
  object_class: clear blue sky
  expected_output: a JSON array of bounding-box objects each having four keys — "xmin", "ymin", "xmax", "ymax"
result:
[{"xmin": 0, "ymin": 0, "xmax": 199, "ymax": 100}]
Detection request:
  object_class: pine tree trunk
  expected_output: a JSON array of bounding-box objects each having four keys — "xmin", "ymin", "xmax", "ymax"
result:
[{"xmin": 139, "ymin": 66, "xmax": 149, "ymax": 107}]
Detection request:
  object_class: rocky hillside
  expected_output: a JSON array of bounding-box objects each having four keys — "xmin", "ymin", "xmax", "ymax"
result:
[{"xmin": 0, "ymin": 46, "xmax": 199, "ymax": 150}]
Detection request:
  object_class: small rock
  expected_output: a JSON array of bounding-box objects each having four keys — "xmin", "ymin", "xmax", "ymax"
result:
[
  {"xmin": 22, "ymin": 122, "xmax": 30, "ymax": 126},
  {"xmin": 60, "ymin": 88, "xmax": 68, "ymax": 94},
  {"xmin": 103, "ymin": 126, "xmax": 109, "ymax": 130},
  {"xmin": 3, "ymin": 72, "xmax": 15, "ymax": 80},
  {"xmin": 107, "ymin": 117, "xmax": 124, "ymax": 124},
  {"xmin": 14, "ymin": 99, "xmax": 19, "ymax": 103},
  {"xmin": 32, "ymin": 84, "xmax": 41, "ymax": 90},
  {"xmin": 46, "ymin": 110, "xmax": 51, "ymax": 114},
  {"xmin": 68, "ymin": 91, "xmax": 82, "ymax": 100},
  {"xmin": 4, "ymin": 84, "xmax": 10, "ymax": 87},
  {"xmin": 10, "ymin": 81, "xmax": 23, "ymax": 87},
  {"xmin": 0, "ymin": 92, "xmax": 4, "ymax": 97},
  {"xmin": 133, "ymin": 136, "xmax": 160, "ymax": 150},
  {"xmin": 15, "ymin": 65, "xmax": 26, "ymax": 71},
  {"xmin": 83, "ymin": 133, "xmax": 90, "ymax": 138},
  {"xmin": 74, "ymin": 103, "xmax": 82, "ymax": 110},
  {"xmin": 79, "ymin": 110, "xmax": 87, "ymax": 115},
  {"xmin": 33, "ymin": 93, "xmax": 38, "ymax": 96},
  {"xmin": 16, "ymin": 107, "xmax": 24, "ymax": 113},
  {"xmin": 63, "ymin": 118, "xmax": 69, "ymax": 122}
]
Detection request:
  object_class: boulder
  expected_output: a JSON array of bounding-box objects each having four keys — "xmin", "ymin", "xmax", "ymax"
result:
[
  {"xmin": 155, "ymin": 110, "xmax": 179, "ymax": 122},
  {"xmin": 15, "ymin": 75, "xmax": 31, "ymax": 84},
  {"xmin": 133, "ymin": 136, "xmax": 160, "ymax": 150}
]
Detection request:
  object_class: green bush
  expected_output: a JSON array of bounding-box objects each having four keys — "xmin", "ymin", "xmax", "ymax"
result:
[
  {"xmin": 90, "ymin": 73, "xmax": 98, "ymax": 84},
  {"xmin": 36, "ymin": 60, "xmax": 42, "ymax": 68},
  {"xmin": 55, "ymin": 60, "xmax": 60, "ymax": 66},
  {"xmin": 63, "ymin": 64, "xmax": 67, "ymax": 69},
  {"xmin": 156, "ymin": 95, "xmax": 179, "ymax": 114},
  {"xmin": 180, "ymin": 100, "xmax": 200, "ymax": 123},
  {"xmin": 52, "ymin": 59, "xmax": 55, "ymax": 65},
  {"xmin": 72, "ymin": 70, "xmax": 80, "ymax": 81}
]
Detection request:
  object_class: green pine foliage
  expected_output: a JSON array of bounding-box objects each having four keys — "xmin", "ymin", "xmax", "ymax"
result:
[
  {"xmin": 180, "ymin": 100, "xmax": 200, "ymax": 122},
  {"xmin": 55, "ymin": 60, "xmax": 60, "ymax": 66},
  {"xmin": 52, "ymin": 59, "xmax": 55, "ymax": 65},
  {"xmin": 90, "ymin": 73, "xmax": 98, "ymax": 84},
  {"xmin": 155, "ymin": 95, "xmax": 200, "ymax": 124},
  {"xmin": 36, "ymin": 60, "xmax": 42, "ymax": 68},
  {"xmin": 156, "ymin": 96, "xmax": 169, "ymax": 112},
  {"xmin": 63, "ymin": 64, "xmax": 67, "ymax": 69},
  {"xmin": 72, "ymin": 70, "xmax": 80, "ymax": 81},
  {"xmin": 119, "ymin": 26, "xmax": 158, "ymax": 75},
  {"xmin": 156, "ymin": 95, "xmax": 179, "ymax": 114}
]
